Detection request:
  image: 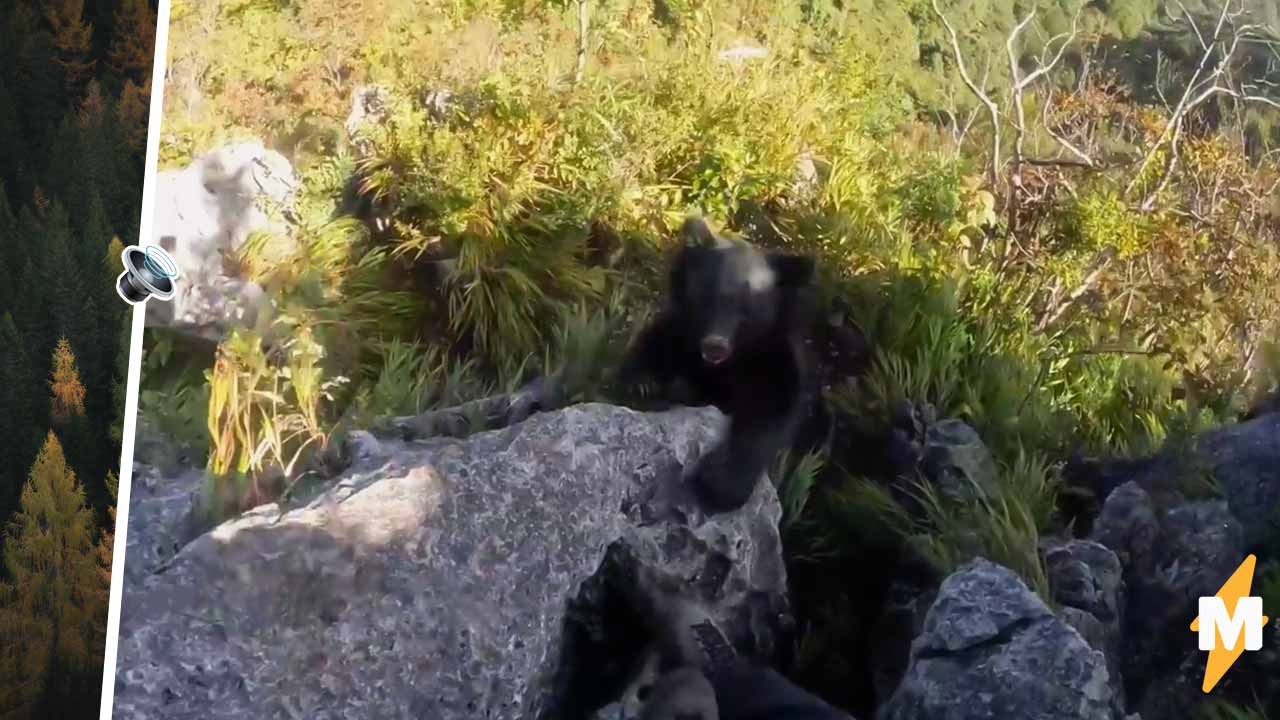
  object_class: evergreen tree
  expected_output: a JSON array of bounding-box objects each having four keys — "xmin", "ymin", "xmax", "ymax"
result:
[
  {"xmin": 107, "ymin": 298, "xmax": 129, "ymax": 445},
  {"xmin": 0, "ymin": 585, "xmax": 53, "ymax": 720},
  {"xmin": 0, "ymin": 432, "xmax": 100, "ymax": 717},
  {"xmin": 0, "ymin": 314, "xmax": 33, "ymax": 525},
  {"xmin": 41, "ymin": 202, "xmax": 94, "ymax": 362},
  {"xmin": 108, "ymin": 0, "xmax": 156, "ymax": 85},
  {"xmin": 0, "ymin": 187, "xmax": 14, "ymax": 312},
  {"xmin": 11, "ymin": 255, "xmax": 50, "ymax": 388},
  {"xmin": 0, "ymin": 81, "xmax": 25, "ymax": 207},
  {"xmin": 0, "ymin": 0, "xmax": 154, "ymax": 710},
  {"xmin": 41, "ymin": 116, "xmax": 90, "ymax": 222},
  {"xmin": 44, "ymin": 0, "xmax": 96, "ymax": 96},
  {"xmin": 78, "ymin": 192, "xmax": 112, "ymax": 277},
  {"xmin": 116, "ymin": 77, "xmax": 150, "ymax": 151},
  {"xmin": 90, "ymin": 470, "xmax": 119, "ymax": 669},
  {"xmin": 48, "ymin": 336, "xmax": 107, "ymax": 512},
  {"xmin": 12, "ymin": 31, "xmax": 63, "ymax": 199}
]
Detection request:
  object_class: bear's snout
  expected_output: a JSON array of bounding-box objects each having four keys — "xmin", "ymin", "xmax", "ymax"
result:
[{"xmin": 700, "ymin": 335, "xmax": 733, "ymax": 366}]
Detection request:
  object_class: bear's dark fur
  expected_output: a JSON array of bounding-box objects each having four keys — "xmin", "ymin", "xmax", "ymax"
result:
[{"xmin": 620, "ymin": 218, "xmax": 824, "ymax": 513}]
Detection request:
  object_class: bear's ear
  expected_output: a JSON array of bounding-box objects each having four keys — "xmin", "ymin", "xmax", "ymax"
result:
[
  {"xmin": 668, "ymin": 244, "xmax": 708, "ymax": 298},
  {"xmin": 765, "ymin": 252, "xmax": 815, "ymax": 287},
  {"xmin": 678, "ymin": 217, "xmax": 719, "ymax": 247}
]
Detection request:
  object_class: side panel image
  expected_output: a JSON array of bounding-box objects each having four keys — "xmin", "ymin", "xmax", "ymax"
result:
[{"xmin": 0, "ymin": 0, "xmax": 160, "ymax": 717}]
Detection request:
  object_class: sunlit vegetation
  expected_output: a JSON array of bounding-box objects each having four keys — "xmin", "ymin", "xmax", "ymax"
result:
[{"xmin": 149, "ymin": 0, "xmax": 1278, "ymax": 715}]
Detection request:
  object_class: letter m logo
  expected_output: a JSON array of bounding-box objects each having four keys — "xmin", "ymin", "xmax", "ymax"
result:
[{"xmin": 1197, "ymin": 597, "xmax": 1265, "ymax": 651}]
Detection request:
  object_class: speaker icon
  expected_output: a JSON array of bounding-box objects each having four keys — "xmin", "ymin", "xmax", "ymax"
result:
[{"xmin": 117, "ymin": 244, "xmax": 179, "ymax": 306}]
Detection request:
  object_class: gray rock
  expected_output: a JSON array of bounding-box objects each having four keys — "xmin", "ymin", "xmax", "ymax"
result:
[
  {"xmin": 1190, "ymin": 413, "xmax": 1280, "ymax": 547},
  {"xmin": 340, "ymin": 430, "xmax": 384, "ymax": 469},
  {"xmin": 113, "ymin": 404, "xmax": 790, "ymax": 720},
  {"xmin": 1089, "ymin": 482, "xmax": 1160, "ymax": 577},
  {"xmin": 1091, "ymin": 487, "xmax": 1244, "ymax": 716},
  {"xmin": 1156, "ymin": 501, "xmax": 1246, "ymax": 607},
  {"xmin": 920, "ymin": 419, "xmax": 1001, "ymax": 503},
  {"xmin": 148, "ymin": 140, "xmax": 294, "ymax": 338},
  {"xmin": 1041, "ymin": 539, "xmax": 1125, "ymax": 707},
  {"xmin": 879, "ymin": 558, "xmax": 1121, "ymax": 720},
  {"xmin": 123, "ymin": 461, "xmax": 205, "ymax": 585},
  {"xmin": 1042, "ymin": 540, "xmax": 1124, "ymax": 628}
]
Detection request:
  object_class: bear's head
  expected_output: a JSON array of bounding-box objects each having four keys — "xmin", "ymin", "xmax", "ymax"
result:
[{"xmin": 668, "ymin": 218, "xmax": 815, "ymax": 367}]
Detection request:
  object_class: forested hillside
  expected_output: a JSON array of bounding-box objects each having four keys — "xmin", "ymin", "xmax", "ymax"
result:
[
  {"xmin": 0, "ymin": 0, "xmax": 156, "ymax": 716},
  {"xmin": 143, "ymin": 0, "xmax": 1278, "ymax": 717}
]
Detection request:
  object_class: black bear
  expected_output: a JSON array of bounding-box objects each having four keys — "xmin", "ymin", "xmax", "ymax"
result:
[{"xmin": 620, "ymin": 217, "xmax": 822, "ymax": 513}]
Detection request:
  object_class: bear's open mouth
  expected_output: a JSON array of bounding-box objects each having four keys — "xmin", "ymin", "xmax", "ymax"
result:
[{"xmin": 701, "ymin": 348, "xmax": 731, "ymax": 366}]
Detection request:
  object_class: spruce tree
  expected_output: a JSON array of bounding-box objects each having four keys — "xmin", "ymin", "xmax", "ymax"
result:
[
  {"xmin": 107, "ymin": 297, "xmax": 129, "ymax": 443},
  {"xmin": 12, "ymin": 9, "xmax": 63, "ymax": 167},
  {"xmin": 0, "ymin": 188, "xmax": 13, "ymax": 312},
  {"xmin": 0, "ymin": 80, "xmax": 25, "ymax": 206},
  {"xmin": 116, "ymin": 77, "xmax": 150, "ymax": 151},
  {"xmin": 0, "ymin": 314, "xmax": 33, "ymax": 525}
]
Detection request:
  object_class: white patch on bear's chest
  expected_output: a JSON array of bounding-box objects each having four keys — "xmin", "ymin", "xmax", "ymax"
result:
[{"xmin": 745, "ymin": 261, "xmax": 776, "ymax": 291}]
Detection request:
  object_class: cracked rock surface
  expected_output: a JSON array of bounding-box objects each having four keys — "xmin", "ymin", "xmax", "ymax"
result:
[
  {"xmin": 879, "ymin": 558, "xmax": 1125, "ymax": 720},
  {"xmin": 113, "ymin": 404, "xmax": 790, "ymax": 720}
]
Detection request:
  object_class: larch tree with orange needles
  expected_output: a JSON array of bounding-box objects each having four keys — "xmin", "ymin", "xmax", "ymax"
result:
[
  {"xmin": 0, "ymin": 432, "xmax": 101, "ymax": 717},
  {"xmin": 108, "ymin": 0, "xmax": 156, "ymax": 84},
  {"xmin": 49, "ymin": 336, "xmax": 87, "ymax": 423},
  {"xmin": 44, "ymin": 0, "xmax": 96, "ymax": 95}
]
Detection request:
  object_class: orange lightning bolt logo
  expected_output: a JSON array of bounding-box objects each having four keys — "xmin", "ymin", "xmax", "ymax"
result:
[{"xmin": 1190, "ymin": 554, "xmax": 1269, "ymax": 693}]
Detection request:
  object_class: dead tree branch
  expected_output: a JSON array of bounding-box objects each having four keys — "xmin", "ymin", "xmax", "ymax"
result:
[
  {"xmin": 575, "ymin": 0, "xmax": 590, "ymax": 84},
  {"xmin": 1125, "ymin": 0, "xmax": 1273, "ymax": 210},
  {"xmin": 932, "ymin": 0, "xmax": 1002, "ymax": 187}
]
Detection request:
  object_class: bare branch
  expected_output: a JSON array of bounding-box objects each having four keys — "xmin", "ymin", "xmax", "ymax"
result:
[
  {"xmin": 1017, "ymin": 10, "xmax": 1080, "ymax": 90},
  {"xmin": 1037, "ymin": 248, "xmax": 1117, "ymax": 331},
  {"xmin": 574, "ymin": 0, "xmax": 590, "ymax": 84},
  {"xmin": 1025, "ymin": 157, "xmax": 1096, "ymax": 171},
  {"xmin": 1004, "ymin": 5, "xmax": 1083, "ymax": 214},
  {"xmin": 932, "ymin": 0, "xmax": 1002, "ymax": 186},
  {"xmin": 1128, "ymin": 0, "xmax": 1243, "ymax": 208},
  {"xmin": 1039, "ymin": 90, "xmax": 1096, "ymax": 167},
  {"xmin": 1175, "ymin": 0, "xmax": 1209, "ymax": 51},
  {"xmin": 1006, "ymin": 10, "xmax": 1038, "ymax": 89}
]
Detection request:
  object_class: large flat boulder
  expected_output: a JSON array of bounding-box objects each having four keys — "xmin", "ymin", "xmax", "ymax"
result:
[{"xmin": 113, "ymin": 404, "xmax": 790, "ymax": 720}]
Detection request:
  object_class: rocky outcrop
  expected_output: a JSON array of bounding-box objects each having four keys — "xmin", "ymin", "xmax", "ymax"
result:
[
  {"xmin": 919, "ymin": 419, "xmax": 1001, "ymax": 504},
  {"xmin": 1188, "ymin": 412, "xmax": 1280, "ymax": 547},
  {"xmin": 148, "ymin": 140, "xmax": 295, "ymax": 340},
  {"xmin": 1089, "ymin": 485, "xmax": 1245, "ymax": 718},
  {"xmin": 880, "ymin": 559, "xmax": 1126, "ymax": 720},
  {"xmin": 121, "ymin": 460, "xmax": 205, "ymax": 586},
  {"xmin": 113, "ymin": 404, "xmax": 791, "ymax": 720},
  {"xmin": 1041, "ymin": 539, "xmax": 1126, "ymax": 707}
]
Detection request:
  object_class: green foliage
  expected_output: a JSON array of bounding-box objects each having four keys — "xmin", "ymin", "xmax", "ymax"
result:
[
  {"xmin": 824, "ymin": 449, "xmax": 1057, "ymax": 599},
  {"xmin": 776, "ymin": 449, "xmax": 826, "ymax": 532},
  {"xmin": 1060, "ymin": 190, "xmax": 1148, "ymax": 260},
  {"xmin": 204, "ymin": 326, "xmax": 347, "ymax": 518},
  {"xmin": 1198, "ymin": 699, "xmax": 1270, "ymax": 720}
]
